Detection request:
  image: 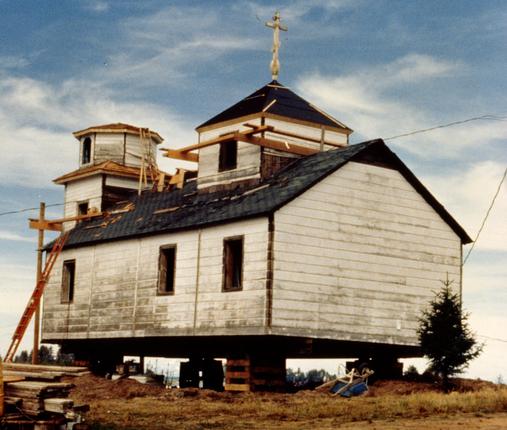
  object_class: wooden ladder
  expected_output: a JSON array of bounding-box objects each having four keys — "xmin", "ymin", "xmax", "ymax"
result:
[{"xmin": 4, "ymin": 232, "xmax": 69, "ymax": 362}]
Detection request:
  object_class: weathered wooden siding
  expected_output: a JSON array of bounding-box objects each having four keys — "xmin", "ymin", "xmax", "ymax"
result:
[
  {"xmin": 63, "ymin": 176, "xmax": 103, "ymax": 229},
  {"xmin": 198, "ymin": 119, "xmax": 262, "ymax": 188},
  {"xmin": 105, "ymin": 176, "xmax": 139, "ymax": 190},
  {"xmin": 93, "ymin": 133, "xmax": 124, "ymax": 165},
  {"xmin": 125, "ymin": 134, "xmax": 157, "ymax": 168},
  {"xmin": 264, "ymin": 118, "xmax": 348, "ymax": 149},
  {"xmin": 271, "ymin": 161, "xmax": 462, "ymax": 346},
  {"xmin": 42, "ymin": 218, "xmax": 269, "ymax": 341}
]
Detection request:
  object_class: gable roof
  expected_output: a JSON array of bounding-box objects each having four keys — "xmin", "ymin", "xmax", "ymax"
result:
[
  {"xmin": 196, "ymin": 80, "xmax": 352, "ymax": 132},
  {"xmin": 73, "ymin": 123, "xmax": 164, "ymax": 144},
  {"xmin": 59, "ymin": 140, "xmax": 471, "ymax": 249}
]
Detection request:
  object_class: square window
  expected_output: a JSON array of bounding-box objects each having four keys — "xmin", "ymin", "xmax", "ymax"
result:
[
  {"xmin": 218, "ymin": 141, "xmax": 238, "ymax": 172},
  {"xmin": 223, "ymin": 236, "xmax": 243, "ymax": 291},
  {"xmin": 61, "ymin": 260, "xmax": 75, "ymax": 304},
  {"xmin": 77, "ymin": 201, "xmax": 89, "ymax": 216},
  {"xmin": 158, "ymin": 246, "xmax": 176, "ymax": 295}
]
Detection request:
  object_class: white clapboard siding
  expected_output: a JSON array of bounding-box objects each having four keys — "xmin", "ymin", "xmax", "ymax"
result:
[
  {"xmin": 272, "ymin": 161, "xmax": 462, "ymax": 346},
  {"xmin": 198, "ymin": 120, "xmax": 262, "ymax": 188},
  {"xmin": 42, "ymin": 217, "xmax": 269, "ymax": 341},
  {"xmin": 265, "ymin": 118, "xmax": 348, "ymax": 148},
  {"xmin": 63, "ymin": 176, "xmax": 103, "ymax": 229},
  {"xmin": 93, "ymin": 133, "xmax": 124, "ymax": 164},
  {"xmin": 105, "ymin": 176, "xmax": 139, "ymax": 189}
]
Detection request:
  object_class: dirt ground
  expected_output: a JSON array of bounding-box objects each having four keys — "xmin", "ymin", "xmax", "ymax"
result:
[{"xmin": 66, "ymin": 375, "xmax": 507, "ymax": 430}]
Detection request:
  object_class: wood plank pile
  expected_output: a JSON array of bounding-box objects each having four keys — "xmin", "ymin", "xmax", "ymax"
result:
[
  {"xmin": 4, "ymin": 380, "xmax": 74, "ymax": 415},
  {"xmin": 2, "ymin": 362, "xmax": 89, "ymax": 418}
]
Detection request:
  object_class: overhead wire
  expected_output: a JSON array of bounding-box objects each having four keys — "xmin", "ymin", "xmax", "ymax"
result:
[
  {"xmin": 384, "ymin": 114, "xmax": 507, "ymax": 141},
  {"xmin": 463, "ymin": 167, "xmax": 507, "ymax": 265},
  {"xmin": 0, "ymin": 114, "xmax": 505, "ymax": 262},
  {"xmin": 0, "ymin": 195, "xmax": 105, "ymax": 218}
]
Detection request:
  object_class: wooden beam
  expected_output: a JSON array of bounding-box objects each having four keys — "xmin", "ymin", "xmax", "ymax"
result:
[
  {"xmin": 161, "ymin": 149, "xmax": 198, "ymax": 163},
  {"xmin": 28, "ymin": 219, "xmax": 62, "ymax": 232},
  {"xmin": 235, "ymin": 133, "xmax": 319, "ymax": 156},
  {"xmin": 29, "ymin": 212, "xmax": 103, "ymax": 231},
  {"xmin": 265, "ymin": 127, "xmax": 345, "ymax": 148},
  {"xmin": 177, "ymin": 125, "xmax": 273, "ymax": 153}
]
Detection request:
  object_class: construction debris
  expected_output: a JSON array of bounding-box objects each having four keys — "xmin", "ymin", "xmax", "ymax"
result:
[
  {"xmin": 1, "ymin": 362, "xmax": 90, "ymax": 429},
  {"xmin": 315, "ymin": 368, "xmax": 374, "ymax": 397}
]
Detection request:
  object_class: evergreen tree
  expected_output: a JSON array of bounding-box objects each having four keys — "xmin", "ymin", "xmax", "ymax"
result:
[{"xmin": 418, "ymin": 280, "xmax": 482, "ymax": 388}]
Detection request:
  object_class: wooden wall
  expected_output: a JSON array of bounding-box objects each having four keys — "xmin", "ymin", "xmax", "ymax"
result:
[
  {"xmin": 264, "ymin": 118, "xmax": 348, "ymax": 149},
  {"xmin": 198, "ymin": 119, "xmax": 263, "ymax": 188},
  {"xmin": 42, "ymin": 218, "xmax": 269, "ymax": 341},
  {"xmin": 63, "ymin": 176, "xmax": 103, "ymax": 229},
  {"xmin": 93, "ymin": 133, "xmax": 124, "ymax": 165},
  {"xmin": 271, "ymin": 161, "xmax": 462, "ymax": 346}
]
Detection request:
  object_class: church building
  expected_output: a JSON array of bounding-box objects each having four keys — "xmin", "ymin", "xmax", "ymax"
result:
[{"xmin": 40, "ymin": 12, "xmax": 471, "ymax": 391}]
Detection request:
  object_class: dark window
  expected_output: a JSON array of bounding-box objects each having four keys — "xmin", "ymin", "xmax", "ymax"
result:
[
  {"xmin": 218, "ymin": 141, "xmax": 237, "ymax": 172},
  {"xmin": 77, "ymin": 201, "xmax": 89, "ymax": 216},
  {"xmin": 82, "ymin": 137, "xmax": 92, "ymax": 164},
  {"xmin": 223, "ymin": 236, "xmax": 243, "ymax": 291},
  {"xmin": 61, "ymin": 260, "xmax": 75, "ymax": 304},
  {"xmin": 158, "ymin": 246, "xmax": 176, "ymax": 295}
]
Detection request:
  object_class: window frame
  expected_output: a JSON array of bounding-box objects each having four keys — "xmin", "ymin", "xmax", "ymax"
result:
[
  {"xmin": 218, "ymin": 141, "xmax": 238, "ymax": 172},
  {"xmin": 61, "ymin": 259, "xmax": 76, "ymax": 304},
  {"xmin": 158, "ymin": 245, "xmax": 177, "ymax": 295},
  {"xmin": 222, "ymin": 235, "xmax": 244, "ymax": 292},
  {"xmin": 81, "ymin": 137, "xmax": 92, "ymax": 165},
  {"xmin": 77, "ymin": 201, "xmax": 89, "ymax": 216}
]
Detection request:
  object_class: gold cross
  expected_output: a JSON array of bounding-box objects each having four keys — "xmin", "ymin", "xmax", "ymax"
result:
[{"xmin": 265, "ymin": 11, "xmax": 287, "ymax": 81}]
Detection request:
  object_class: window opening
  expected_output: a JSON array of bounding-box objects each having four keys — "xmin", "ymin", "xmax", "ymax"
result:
[
  {"xmin": 218, "ymin": 141, "xmax": 238, "ymax": 172},
  {"xmin": 223, "ymin": 236, "xmax": 243, "ymax": 291},
  {"xmin": 61, "ymin": 260, "xmax": 75, "ymax": 303},
  {"xmin": 158, "ymin": 246, "xmax": 176, "ymax": 294},
  {"xmin": 77, "ymin": 201, "xmax": 89, "ymax": 216},
  {"xmin": 82, "ymin": 137, "xmax": 92, "ymax": 165}
]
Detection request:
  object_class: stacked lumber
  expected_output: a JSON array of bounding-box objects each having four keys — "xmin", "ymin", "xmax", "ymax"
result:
[
  {"xmin": 4, "ymin": 380, "xmax": 74, "ymax": 415},
  {"xmin": 3, "ymin": 362, "xmax": 89, "ymax": 377}
]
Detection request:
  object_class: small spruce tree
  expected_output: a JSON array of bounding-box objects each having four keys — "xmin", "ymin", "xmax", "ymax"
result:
[{"xmin": 418, "ymin": 279, "xmax": 482, "ymax": 388}]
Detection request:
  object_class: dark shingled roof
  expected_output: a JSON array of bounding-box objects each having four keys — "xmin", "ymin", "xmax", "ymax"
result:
[
  {"xmin": 196, "ymin": 80, "xmax": 351, "ymax": 131},
  {"xmin": 60, "ymin": 140, "xmax": 471, "ymax": 249}
]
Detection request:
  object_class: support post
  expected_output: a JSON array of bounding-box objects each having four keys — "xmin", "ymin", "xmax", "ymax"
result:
[{"xmin": 33, "ymin": 202, "xmax": 45, "ymax": 365}]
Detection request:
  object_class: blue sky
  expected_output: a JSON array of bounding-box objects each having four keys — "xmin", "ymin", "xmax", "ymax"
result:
[{"xmin": 0, "ymin": 0, "xmax": 506, "ymax": 380}]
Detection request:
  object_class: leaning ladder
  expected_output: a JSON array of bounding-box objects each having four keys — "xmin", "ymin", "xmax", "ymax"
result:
[{"xmin": 4, "ymin": 232, "xmax": 69, "ymax": 362}]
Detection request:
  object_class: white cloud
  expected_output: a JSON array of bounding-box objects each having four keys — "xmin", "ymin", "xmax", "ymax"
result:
[
  {"xmin": 423, "ymin": 161, "xmax": 507, "ymax": 252},
  {"xmin": 240, "ymin": 0, "xmax": 357, "ymax": 24},
  {"xmin": 94, "ymin": 6, "xmax": 262, "ymax": 87},
  {"xmin": 0, "ymin": 73, "xmax": 196, "ymax": 186},
  {"xmin": 0, "ymin": 55, "xmax": 30, "ymax": 70},
  {"xmin": 295, "ymin": 54, "xmax": 507, "ymax": 158},
  {"xmin": 0, "ymin": 231, "xmax": 35, "ymax": 243},
  {"xmin": 83, "ymin": 1, "xmax": 109, "ymax": 13}
]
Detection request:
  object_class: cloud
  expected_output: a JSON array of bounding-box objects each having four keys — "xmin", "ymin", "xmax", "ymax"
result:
[
  {"xmin": 240, "ymin": 0, "xmax": 357, "ymax": 24},
  {"xmin": 0, "ymin": 55, "xmax": 30, "ymax": 70},
  {"xmin": 0, "ymin": 231, "xmax": 35, "ymax": 243},
  {"xmin": 83, "ymin": 1, "xmax": 109, "ymax": 13},
  {"xmin": 423, "ymin": 161, "xmax": 507, "ymax": 252},
  {"xmin": 0, "ymin": 73, "xmax": 196, "ymax": 187},
  {"xmin": 295, "ymin": 54, "xmax": 507, "ymax": 158},
  {"xmin": 94, "ymin": 6, "xmax": 262, "ymax": 87}
]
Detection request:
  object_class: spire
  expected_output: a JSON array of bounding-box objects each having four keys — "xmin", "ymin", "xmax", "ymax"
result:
[{"xmin": 265, "ymin": 11, "xmax": 287, "ymax": 81}]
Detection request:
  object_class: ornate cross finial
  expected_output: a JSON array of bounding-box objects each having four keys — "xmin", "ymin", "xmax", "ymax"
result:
[{"xmin": 265, "ymin": 11, "xmax": 287, "ymax": 81}]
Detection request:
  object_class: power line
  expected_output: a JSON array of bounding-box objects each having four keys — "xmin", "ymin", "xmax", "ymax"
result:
[
  {"xmin": 0, "ymin": 203, "xmax": 64, "ymax": 217},
  {"xmin": 478, "ymin": 334, "xmax": 507, "ymax": 344},
  {"xmin": 463, "ymin": 167, "xmax": 507, "ymax": 266},
  {"xmin": 384, "ymin": 114, "xmax": 507, "ymax": 141},
  {"xmin": 0, "ymin": 195, "xmax": 105, "ymax": 218}
]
